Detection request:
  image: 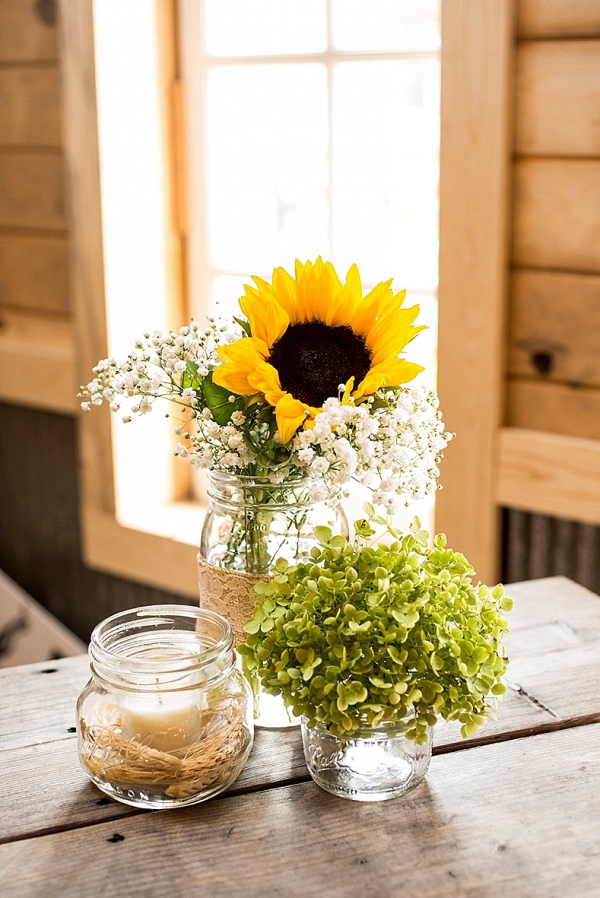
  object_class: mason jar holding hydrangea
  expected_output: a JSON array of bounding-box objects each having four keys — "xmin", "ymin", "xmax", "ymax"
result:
[{"xmin": 80, "ymin": 258, "xmax": 452, "ymax": 727}]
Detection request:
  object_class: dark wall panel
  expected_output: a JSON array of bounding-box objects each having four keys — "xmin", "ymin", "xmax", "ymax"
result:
[
  {"xmin": 502, "ymin": 507, "xmax": 600, "ymax": 594},
  {"xmin": 0, "ymin": 402, "xmax": 189, "ymax": 642}
]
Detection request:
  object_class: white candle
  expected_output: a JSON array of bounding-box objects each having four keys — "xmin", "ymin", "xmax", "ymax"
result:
[{"xmin": 120, "ymin": 692, "xmax": 203, "ymax": 754}]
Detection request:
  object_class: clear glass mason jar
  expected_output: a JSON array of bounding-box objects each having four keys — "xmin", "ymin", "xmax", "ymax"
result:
[
  {"xmin": 198, "ymin": 472, "xmax": 349, "ymax": 728},
  {"xmin": 76, "ymin": 606, "xmax": 253, "ymax": 809},
  {"xmin": 301, "ymin": 717, "xmax": 433, "ymax": 802}
]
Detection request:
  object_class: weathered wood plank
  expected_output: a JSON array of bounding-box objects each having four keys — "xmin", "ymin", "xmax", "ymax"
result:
[
  {"xmin": 436, "ymin": 0, "xmax": 515, "ymax": 584},
  {"xmin": 498, "ymin": 428, "xmax": 600, "ymax": 525},
  {"xmin": 0, "ymin": 656, "xmax": 88, "ymax": 752},
  {"xmin": 0, "ymin": 308, "xmax": 76, "ymax": 413},
  {"xmin": 0, "ymin": 152, "xmax": 65, "ymax": 230},
  {"xmin": 57, "ymin": 0, "xmax": 114, "ymax": 520},
  {"xmin": 516, "ymin": 40, "xmax": 600, "ymax": 157},
  {"xmin": 2, "ymin": 724, "xmax": 600, "ymax": 898},
  {"xmin": 1, "ymin": 578, "xmax": 599, "ymax": 843},
  {"xmin": 507, "ymin": 378, "xmax": 600, "ymax": 441},
  {"xmin": 0, "ymin": 0, "xmax": 57, "ymax": 63},
  {"xmin": 0, "ymin": 233, "xmax": 69, "ymax": 314},
  {"xmin": 0, "ymin": 67, "xmax": 61, "ymax": 147},
  {"xmin": 509, "ymin": 269, "xmax": 600, "ymax": 387},
  {"xmin": 513, "ymin": 159, "xmax": 600, "ymax": 273},
  {"xmin": 518, "ymin": 0, "xmax": 600, "ymax": 39}
]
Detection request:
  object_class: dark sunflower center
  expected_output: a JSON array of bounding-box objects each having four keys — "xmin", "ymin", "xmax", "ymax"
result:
[{"xmin": 268, "ymin": 321, "xmax": 372, "ymax": 408}]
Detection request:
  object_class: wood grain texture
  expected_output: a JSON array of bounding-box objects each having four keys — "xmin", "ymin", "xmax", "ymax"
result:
[
  {"xmin": 57, "ymin": 0, "xmax": 114, "ymax": 516},
  {"xmin": 436, "ymin": 0, "xmax": 515, "ymax": 583},
  {"xmin": 507, "ymin": 378, "xmax": 600, "ymax": 441},
  {"xmin": 0, "ymin": 233, "xmax": 69, "ymax": 313},
  {"xmin": 0, "ymin": 0, "xmax": 57, "ymax": 63},
  {"xmin": 82, "ymin": 507, "xmax": 199, "ymax": 599},
  {"xmin": 0, "ymin": 151, "xmax": 65, "ymax": 230},
  {"xmin": 3, "ymin": 723, "xmax": 600, "ymax": 898},
  {"xmin": 516, "ymin": 40, "xmax": 600, "ymax": 157},
  {"xmin": 503, "ymin": 511, "xmax": 600, "ymax": 594},
  {"xmin": 0, "ymin": 308, "xmax": 76, "ymax": 412},
  {"xmin": 0, "ymin": 67, "xmax": 61, "ymax": 147},
  {"xmin": 513, "ymin": 159, "xmax": 600, "ymax": 272},
  {"xmin": 498, "ymin": 427, "xmax": 600, "ymax": 524},
  {"xmin": 1, "ymin": 578, "xmax": 599, "ymax": 844},
  {"xmin": 518, "ymin": 0, "xmax": 600, "ymax": 38},
  {"xmin": 509, "ymin": 269, "xmax": 600, "ymax": 387}
]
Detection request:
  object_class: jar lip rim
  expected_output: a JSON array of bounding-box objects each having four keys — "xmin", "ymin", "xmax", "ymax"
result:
[
  {"xmin": 301, "ymin": 715, "xmax": 431, "ymax": 735},
  {"xmin": 89, "ymin": 605, "xmax": 233, "ymax": 674},
  {"xmin": 208, "ymin": 470, "xmax": 311, "ymax": 485}
]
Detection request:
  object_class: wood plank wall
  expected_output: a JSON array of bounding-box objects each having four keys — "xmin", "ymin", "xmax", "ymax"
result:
[
  {"xmin": 502, "ymin": 1, "xmax": 600, "ymax": 587},
  {"xmin": 509, "ymin": 1, "xmax": 600, "ymax": 439},
  {"xmin": 0, "ymin": 0, "xmax": 69, "ymax": 318}
]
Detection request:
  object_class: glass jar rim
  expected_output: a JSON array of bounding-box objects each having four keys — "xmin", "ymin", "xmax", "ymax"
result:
[
  {"xmin": 301, "ymin": 715, "xmax": 433, "ymax": 738},
  {"xmin": 206, "ymin": 469, "xmax": 341, "ymax": 507},
  {"xmin": 89, "ymin": 605, "xmax": 234, "ymax": 687}
]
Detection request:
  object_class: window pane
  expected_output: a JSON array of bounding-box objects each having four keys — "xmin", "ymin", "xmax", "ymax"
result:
[
  {"xmin": 331, "ymin": 59, "xmax": 439, "ymax": 293},
  {"xmin": 211, "ymin": 274, "xmax": 251, "ymax": 320},
  {"xmin": 206, "ymin": 64, "xmax": 329, "ymax": 275},
  {"xmin": 203, "ymin": 0, "xmax": 327, "ymax": 57},
  {"xmin": 331, "ymin": 0, "xmax": 440, "ymax": 52}
]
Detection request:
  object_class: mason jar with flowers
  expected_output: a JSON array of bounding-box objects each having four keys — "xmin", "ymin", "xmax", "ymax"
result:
[
  {"xmin": 80, "ymin": 258, "xmax": 452, "ymax": 725},
  {"xmin": 238, "ymin": 512, "xmax": 513, "ymax": 801}
]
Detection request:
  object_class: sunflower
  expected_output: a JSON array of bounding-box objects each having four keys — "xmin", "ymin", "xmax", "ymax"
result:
[{"xmin": 213, "ymin": 258, "xmax": 425, "ymax": 444}]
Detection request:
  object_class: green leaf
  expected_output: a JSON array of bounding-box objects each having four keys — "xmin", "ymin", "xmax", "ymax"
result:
[
  {"xmin": 233, "ymin": 316, "xmax": 252, "ymax": 336},
  {"xmin": 202, "ymin": 369, "xmax": 243, "ymax": 425},
  {"xmin": 314, "ymin": 526, "xmax": 333, "ymax": 546}
]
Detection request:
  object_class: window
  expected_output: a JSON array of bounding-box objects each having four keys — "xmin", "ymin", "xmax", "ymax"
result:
[{"xmin": 180, "ymin": 0, "xmax": 441, "ymax": 528}]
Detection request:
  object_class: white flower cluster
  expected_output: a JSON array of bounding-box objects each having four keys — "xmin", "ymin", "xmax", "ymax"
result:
[
  {"xmin": 80, "ymin": 322, "xmax": 451, "ymax": 511},
  {"xmin": 80, "ymin": 322, "xmax": 221, "ymax": 418},
  {"xmin": 294, "ymin": 386, "xmax": 452, "ymax": 512}
]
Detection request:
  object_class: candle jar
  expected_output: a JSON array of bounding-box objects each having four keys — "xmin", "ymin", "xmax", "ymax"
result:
[{"xmin": 76, "ymin": 606, "xmax": 253, "ymax": 809}]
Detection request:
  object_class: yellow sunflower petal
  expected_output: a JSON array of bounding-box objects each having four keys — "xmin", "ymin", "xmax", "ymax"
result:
[
  {"xmin": 247, "ymin": 362, "xmax": 285, "ymax": 407},
  {"xmin": 239, "ymin": 284, "xmax": 289, "ymax": 349},
  {"xmin": 353, "ymin": 359, "xmax": 423, "ymax": 399},
  {"xmin": 213, "ymin": 338, "xmax": 267, "ymax": 395},
  {"xmin": 274, "ymin": 393, "xmax": 310, "ymax": 444},
  {"xmin": 294, "ymin": 257, "xmax": 343, "ymax": 324},
  {"xmin": 350, "ymin": 280, "xmax": 394, "ymax": 334},
  {"xmin": 271, "ymin": 267, "xmax": 299, "ymax": 323}
]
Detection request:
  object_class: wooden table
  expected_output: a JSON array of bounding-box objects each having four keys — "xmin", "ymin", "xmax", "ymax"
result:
[{"xmin": 1, "ymin": 576, "xmax": 600, "ymax": 897}]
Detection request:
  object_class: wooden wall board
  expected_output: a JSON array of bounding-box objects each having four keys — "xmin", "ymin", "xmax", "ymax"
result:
[
  {"xmin": 507, "ymin": 378, "xmax": 600, "ymax": 441},
  {"xmin": 508, "ymin": 269, "xmax": 600, "ymax": 387},
  {"xmin": 82, "ymin": 506, "xmax": 200, "ymax": 599},
  {"xmin": 2, "ymin": 724, "xmax": 600, "ymax": 898},
  {"xmin": 518, "ymin": 0, "xmax": 600, "ymax": 39},
  {"xmin": 0, "ymin": 151, "xmax": 65, "ymax": 231},
  {"xmin": 0, "ymin": 308, "xmax": 76, "ymax": 412},
  {"xmin": 436, "ymin": 0, "xmax": 515, "ymax": 585},
  {"xmin": 58, "ymin": 0, "xmax": 114, "ymax": 517},
  {"xmin": 513, "ymin": 159, "xmax": 600, "ymax": 273},
  {"xmin": 497, "ymin": 427, "xmax": 600, "ymax": 525},
  {"xmin": 0, "ymin": 67, "xmax": 61, "ymax": 147},
  {"xmin": 516, "ymin": 40, "xmax": 600, "ymax": 157},
  {"xmin": 0, "ymin": 233, "xmax": 69, "ymax": 313},
  {"xmin": 0, "ymin": 0, "xmax": 58, "ymax": 63}
]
